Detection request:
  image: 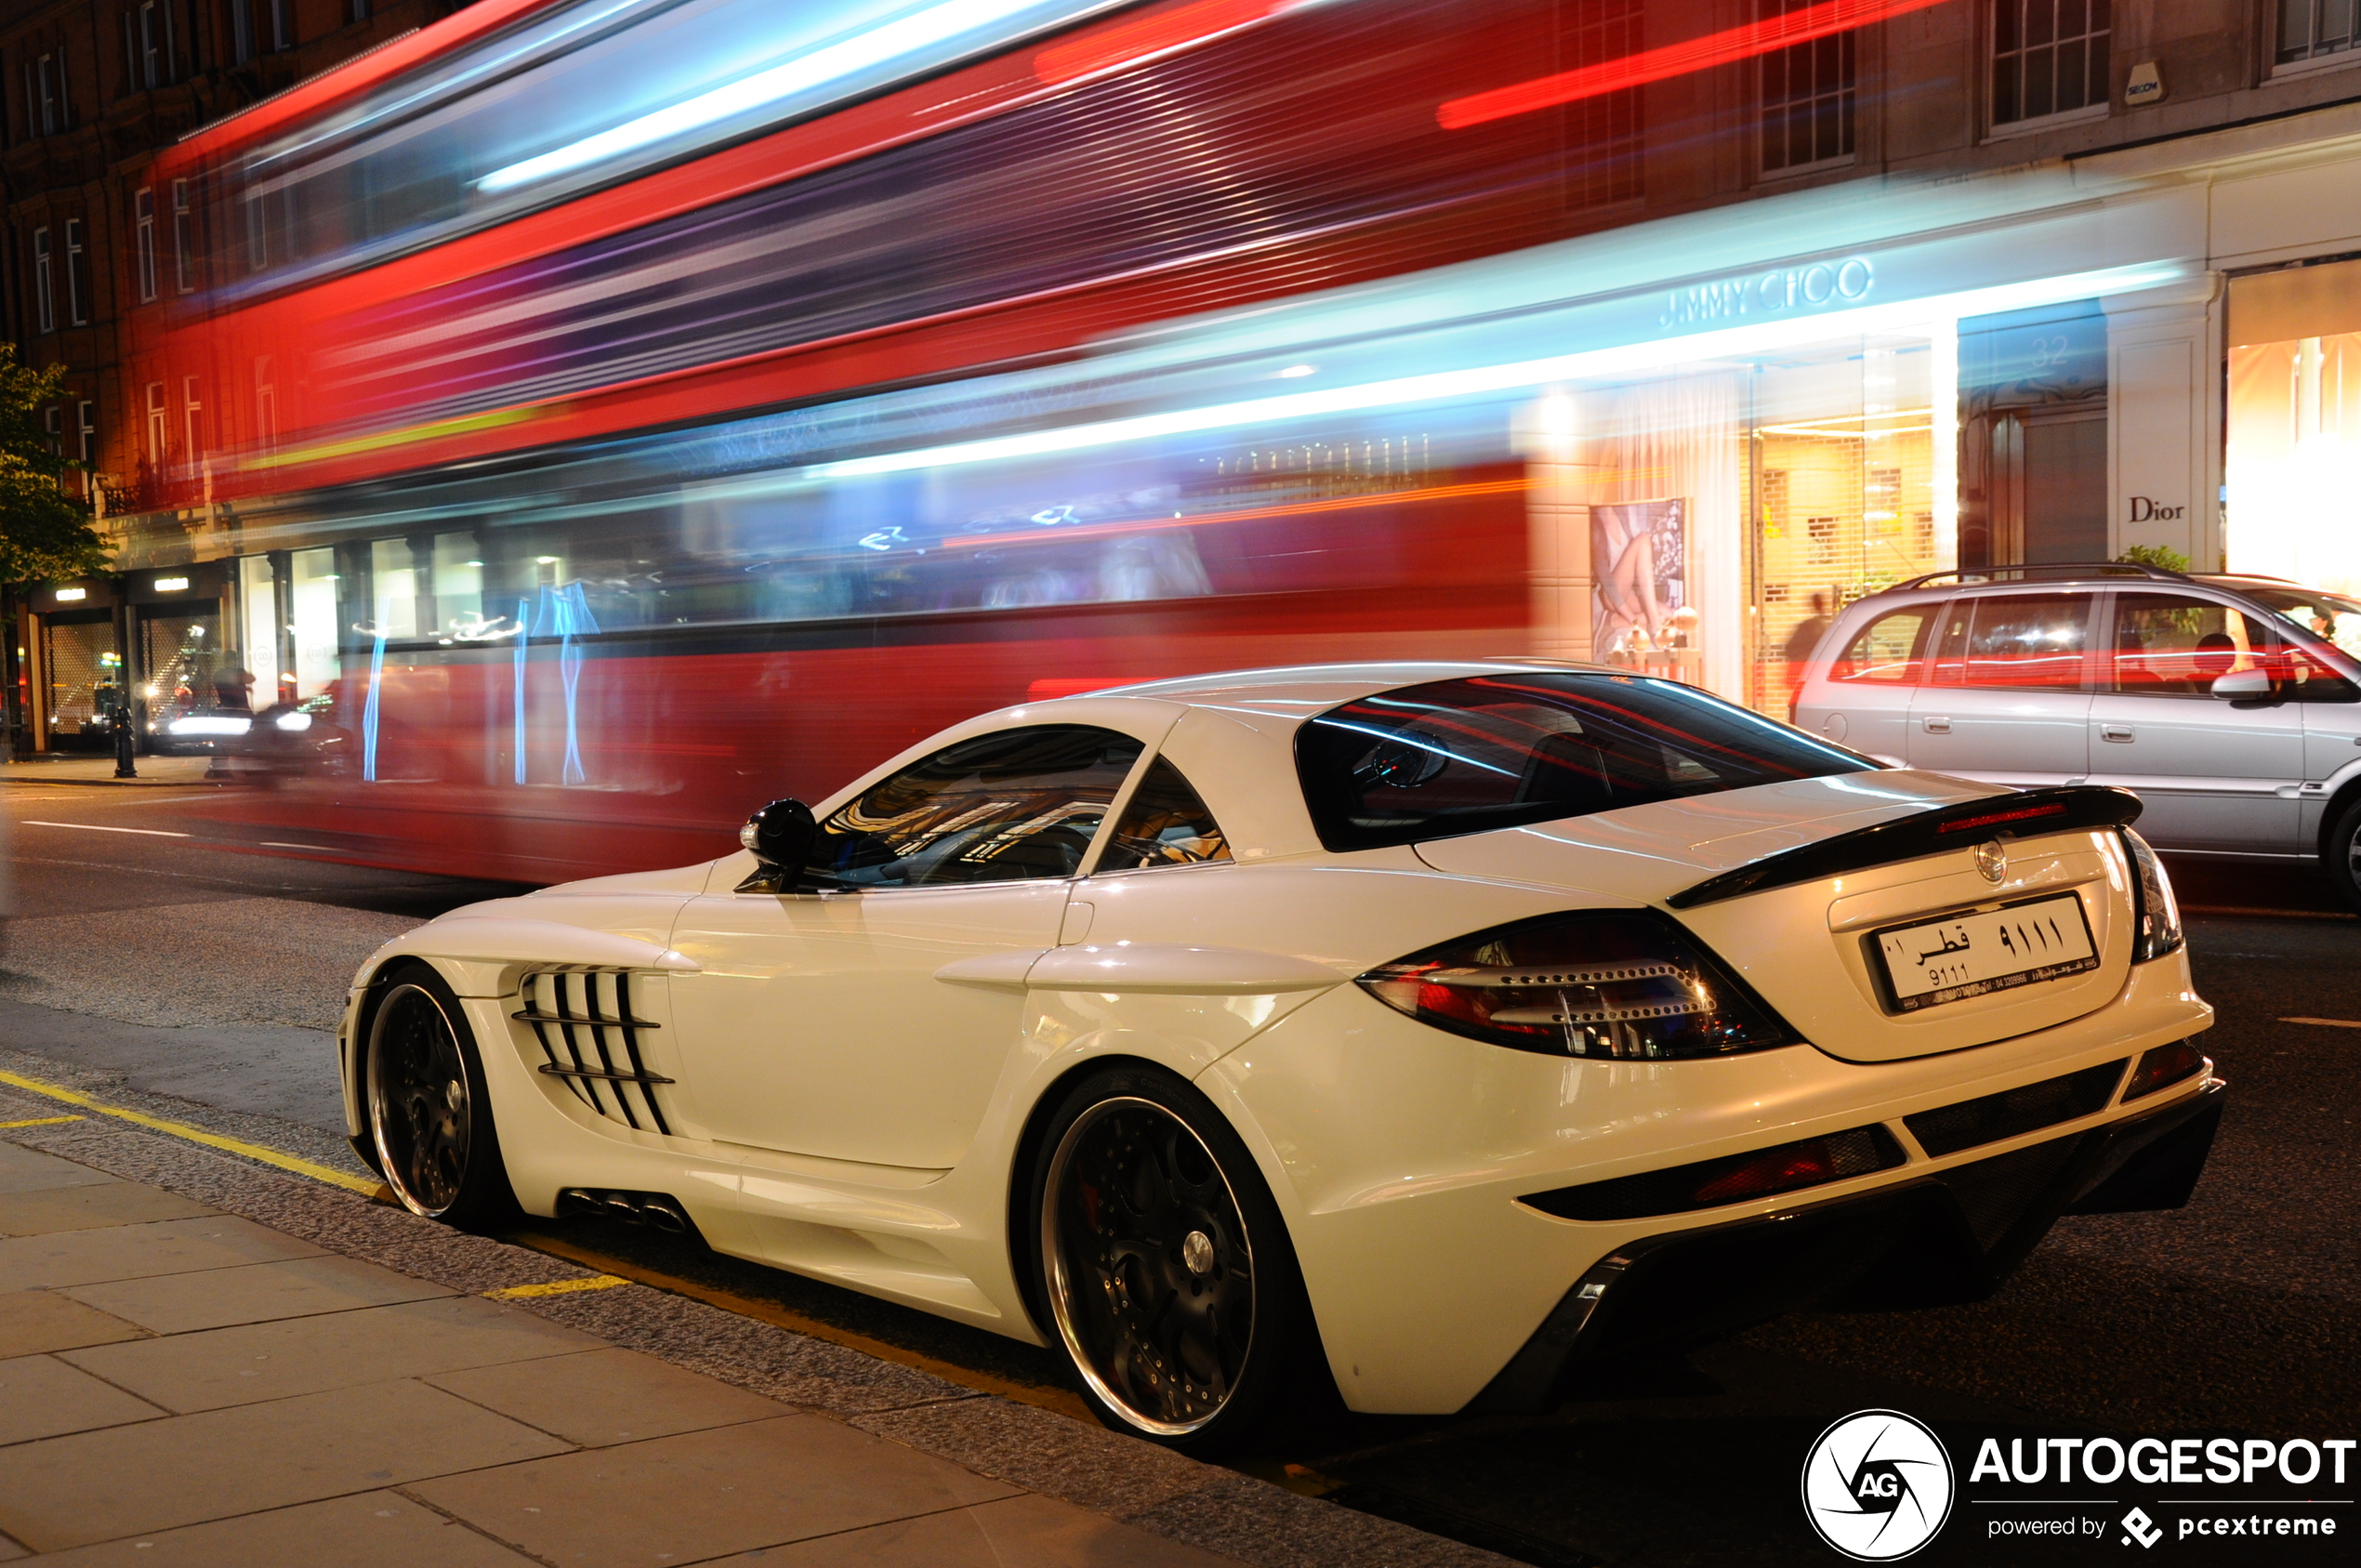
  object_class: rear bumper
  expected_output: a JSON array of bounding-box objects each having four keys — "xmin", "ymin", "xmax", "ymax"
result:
[{"xmin": 1466, "ymin": 1077, "xmax": 2223, "ymax": 1416}]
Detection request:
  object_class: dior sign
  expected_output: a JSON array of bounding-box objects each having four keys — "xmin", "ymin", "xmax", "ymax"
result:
[{"xmin": 1657, "ymin": 256, "xmax": 1875, "ymax": 329}]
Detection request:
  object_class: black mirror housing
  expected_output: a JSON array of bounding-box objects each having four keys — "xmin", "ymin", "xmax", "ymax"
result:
[{"xmin": 736, "ymin": 798, "xmax": 817, "ymax": 891}]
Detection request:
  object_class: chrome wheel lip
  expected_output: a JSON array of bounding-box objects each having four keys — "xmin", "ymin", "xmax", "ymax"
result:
[
  {"xmin": 1040, "ymin": 1094, "xmax": 1255, "ymax": 1439},
  {"xmin": 366, "ymin": 982, "xmax": 473, "ymax": 1220}
]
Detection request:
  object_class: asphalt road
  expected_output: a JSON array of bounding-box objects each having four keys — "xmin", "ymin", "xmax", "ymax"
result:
[{"xmin": 3, "ymin": 773, "xmax": 2355, "ymax": 1568}]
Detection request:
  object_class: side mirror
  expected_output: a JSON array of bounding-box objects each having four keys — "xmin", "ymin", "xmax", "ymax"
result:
[
  {"xmin": 2209, "ymin": 668, "xmax": 2273, "ymax": 700},
  {"xmin": 736, "ymin": 798, "xmax": 816, "ymax": 890}
]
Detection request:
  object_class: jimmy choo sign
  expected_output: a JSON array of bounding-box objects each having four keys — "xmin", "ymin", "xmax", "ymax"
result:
[{"xmin": 1658, "ymin": 256, "xmax": 1876, "ymax": 328}]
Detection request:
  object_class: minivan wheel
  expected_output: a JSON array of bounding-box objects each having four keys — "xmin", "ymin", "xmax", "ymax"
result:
[
  {"xmin": 1025, "ymin": 1065, "xmax": 1314, "ymax": 1456},
  {"xmin": 365, "ymin": 964, "xmax": 517, "ymax": 1228},
  {"xmin": 2329, "ymin": 799, "xmax": 2361, "ymax": 916}
]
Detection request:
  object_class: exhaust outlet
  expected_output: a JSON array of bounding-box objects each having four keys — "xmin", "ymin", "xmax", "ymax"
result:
[{"xmin": 556, "ymin": 1187, "xmax": 694, "ymax": 1235}]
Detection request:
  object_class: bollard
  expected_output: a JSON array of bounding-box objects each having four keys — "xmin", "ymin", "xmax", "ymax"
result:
[{"xmin": 113, "ymin": 702, "xmax": 137, "ymax": 779}]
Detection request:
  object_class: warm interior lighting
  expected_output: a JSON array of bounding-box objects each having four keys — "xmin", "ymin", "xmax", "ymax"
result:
[
  {"xmin": 53, "ymin": 586, "xmax": 86, "ymax": 601},
  {"xmin": 152, "ymin": 576, "xmax": 190, "ymax": 591},
  {"xmin": 1438, "ymin": 0, "xmax": 1952, "ymax": 131}
]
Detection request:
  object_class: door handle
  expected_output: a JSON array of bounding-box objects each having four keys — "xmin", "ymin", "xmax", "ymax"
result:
[
  {"xmin": 2101, "ymin": 724, "xmax": 2134, "ymax": 744},
  {"xmin": 1921, "ymin": 717, "xmax": 1951, "ymax": 734}
]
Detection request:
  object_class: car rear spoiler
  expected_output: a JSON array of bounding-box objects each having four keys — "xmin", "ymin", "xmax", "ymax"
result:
[{"xmin": 1665, "ymin": 786, "xmax": 2143, "ymax": 911}]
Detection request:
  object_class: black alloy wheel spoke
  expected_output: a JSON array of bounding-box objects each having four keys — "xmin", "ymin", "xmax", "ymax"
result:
[
  {"xmin": 1049, "ymin": 1100, "xmax": 1256, "ymax": 1432},
  {"xmin": 373, "ymin": 987, "xmax": 470, "ymax": 1217}
]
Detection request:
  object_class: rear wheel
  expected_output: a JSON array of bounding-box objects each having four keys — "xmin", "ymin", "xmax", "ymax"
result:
[
  {"xmin": 2329, "ymin": 799, "xmax": 2361, "ymax": 915},
  {"xmin": 365, "ymin": 965, "xmax": 516, "ymax": 1228},
  {"xmin": 1027, "ymin": 1064, "xmax": 1313, "ymax": 1455}
]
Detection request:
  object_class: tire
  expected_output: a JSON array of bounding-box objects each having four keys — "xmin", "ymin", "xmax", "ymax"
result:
[
  {"xmin": 1024, "ymin": 1063, "xmax": 1315, "ymax": 1455},
  {"xmin": 2331, "ymin": 798, "xmax": 2361, "ymax": 916},
  {"xmin": 363, "ymin": 963, "xmax": 518, "ymax": 1229}
]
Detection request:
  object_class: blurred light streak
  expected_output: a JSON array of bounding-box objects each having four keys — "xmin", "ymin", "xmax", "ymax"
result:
[
  {"xmin": 799, "ymin": 263, "xmax": 2183, "ymax": 484},
  {"xmin": 1437, "ymin": 0, "xmax": 1952, "ymax": 131},
  {"xmin": 1034, "ymin": 0, "xmax": 1309, "ymax": 86},
  {"xmin": 483, "ymin": 0, "xmax": 1076, "ymax": 192}
]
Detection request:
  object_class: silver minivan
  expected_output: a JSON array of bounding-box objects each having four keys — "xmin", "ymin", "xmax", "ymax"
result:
[{"xmin": 1792, "ymin": 562, "xmax": 2361, "ymax": 909}]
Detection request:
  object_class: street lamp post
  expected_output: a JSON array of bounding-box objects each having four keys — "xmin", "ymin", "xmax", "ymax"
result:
[{"xmin": 113, "ymin": 700, "xmax": 137, "ymax": 779}]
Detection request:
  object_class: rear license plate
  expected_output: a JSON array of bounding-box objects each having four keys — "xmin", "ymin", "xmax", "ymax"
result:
[{"xmin": 1871, "ymin": 893, "xmax": 2098, "ymax": 1014}]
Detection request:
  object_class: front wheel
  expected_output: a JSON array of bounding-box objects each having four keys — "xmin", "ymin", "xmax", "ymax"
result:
[
  {"xmin": 2329, "ymin": 799, "xmax": 2361, "ymax": 916},
  {"xmin": 365, "ymin": 965, "xmax": 516, "ymax": 1228},
  {"xmin": 1026, "ymin": 1064, "xmax": 1314, "ymax": 1455}
]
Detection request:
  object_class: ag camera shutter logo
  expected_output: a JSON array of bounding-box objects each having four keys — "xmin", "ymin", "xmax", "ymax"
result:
[{"xmin": 1802, "ymin": 1409, "xmax": 1955, "ymax": 1561}]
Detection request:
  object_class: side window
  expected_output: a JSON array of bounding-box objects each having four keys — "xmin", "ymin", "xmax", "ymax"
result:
[
  {"xmin": 1100, "ymin": 757, "xmax": 1230, "ymax": 872},
  {"xmin": 811, "ymin": 725, "xmax": 1141, "ymax": 889},
  {"xmin": 1958, "ymin": 595, "xmax": 2089, "ymax": 691},
  {"xmin": 2109, "ymin": 595, "xmax": 2272, "ymax": 696},
  {"xmin": 1829, "ymin": 609, "xmax": 1929, "ymax": 684}
]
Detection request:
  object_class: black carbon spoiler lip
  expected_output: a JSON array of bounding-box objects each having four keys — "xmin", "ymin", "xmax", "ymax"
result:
[{"xmin": 1664, "ymin": 785, "xmax": 2143, "ymax": 911}]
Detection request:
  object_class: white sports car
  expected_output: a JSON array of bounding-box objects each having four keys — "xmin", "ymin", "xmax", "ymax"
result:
[{"xmin": 341, "ymin": 662, "xmax": 2222, "ymax": 1451}]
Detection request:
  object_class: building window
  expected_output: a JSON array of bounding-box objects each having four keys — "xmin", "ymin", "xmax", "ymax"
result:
[
  {"xmin": 270, "ymin": 0, "xmax": 294, "ymax": 52},
  {"xmin": 254, "ymin": 357, "xmax": 278, "ymax": 453},
  {"xmin": 2281, "ymin": 1, "xmax": 2359, "ymax": 64},
  {"xmin": 1761, "ymin": 0, "xmax": 1856, "ymax": 172},
  {"xmin": 232, "ymin": 0, "xmax": 253, "ymax": 63},
  {"xmin": 76, "ymin": 400, "xmax": 97, "ymax": 476},
  {"xmin": 183, "ymin": 376, "xmax": 204, "ymax": 466},
  {"xmin": 351, "ymin": 0, "xmax": 372, "ymax": 20},
  {"xmin": 136, "ymin": 189, "xmax": 158, "ymax": 302},
  {"xmin": 32, "ymin": 228, "xmax": 53, "ymax": 335},
  {"xmin": 145, "ymin": 381, "xmax": 167, "ymax": 467},
  {"xmin": 1994, "ymin": 0, "xmax": 2111, "ymax": 125},
  {"xmin": 133, "ymin": 1, "xmax": 167, "ymax": 89},
  {"xmin": 42, "ymin": 405, "xmax": 62, "ymax": 458},
  {"xmin": 172, "ymin": 179, "xmax": 194, "ymax": 293},
  {"xmin": 1560, "ymin": 1, "xmax": 1643, "ymax": 210},
  {"xmin": 35, "ymin": 50, "xmax": 60, "ymax": 135},
  {"xmin": 65, "ymin": 219, "xmax": 88, "ymax": 326},
  {"xmin": 244, "ymin": 189, "xmax": 270, "ymax": 272}
]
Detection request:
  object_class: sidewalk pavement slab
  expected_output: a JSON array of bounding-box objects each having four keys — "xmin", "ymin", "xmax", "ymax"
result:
[
  {"xmin": 0, "ymin": 1129, "xmax": 1266, "ymax": 1567},
  {"xmin": 0, "ymin": 1065, "xmax": 1514, "ymax": 1568}
]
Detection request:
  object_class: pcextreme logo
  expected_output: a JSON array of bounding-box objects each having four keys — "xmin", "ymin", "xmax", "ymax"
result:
[{"xmin": 1803, "ymin": 1409, "xmax": 1958, "ymax": 1561}]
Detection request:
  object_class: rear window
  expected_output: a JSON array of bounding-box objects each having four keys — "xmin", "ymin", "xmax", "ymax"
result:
[
  {"xmin": 1295, "ymin": 673, "xmax": 1874, "ymax": 851},
  {"xmin": 1829, "ymin": 608, "xmax": 1931, "ymax": 683}
]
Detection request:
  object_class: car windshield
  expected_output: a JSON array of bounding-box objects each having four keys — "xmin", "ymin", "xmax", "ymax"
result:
[
  {"xmin": 2235, "ymin": 585, "xmax": 2361, "ymax": 661},
  {"xmin": 1296, "ymin": 672, "xmax": 1874, "ymax": 851}
]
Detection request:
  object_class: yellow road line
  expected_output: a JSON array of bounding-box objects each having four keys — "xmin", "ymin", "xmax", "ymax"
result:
[
  {"xmin": 0, "ymin": 1071, "xmax": 1092, "ymax": 1426},
  {"xmin": 0, "ymin": 1115, "xmax": 85, "ymax": 1128},
  {"xmin": 486, "ymin": 1274, "xmax": 633, "ymax": 1300},
  {"xmin": 0, "ymin": 1070, "xmax": 385, "ymax": 1195},
  {"xmin": 506, "ymin": 1228, "xmax": 1095, "ymax": 1423}
]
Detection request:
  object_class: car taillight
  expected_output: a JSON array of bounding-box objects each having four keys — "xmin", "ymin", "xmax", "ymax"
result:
[
  {"xmin": 2123, "ymin": 1039, "xmax": 2209, "ymax": 1101},
  {"xmin": 2120, "ymin": 828, "xmax": 2183, "ymax": 963},
  {"xmin": 1521, "ymin": 1125, "xmax": 1906, "ymax": 1221},
  {"xmin": 1356, "ymin": 911, "xmax": 1799, "ymax": 1060}
]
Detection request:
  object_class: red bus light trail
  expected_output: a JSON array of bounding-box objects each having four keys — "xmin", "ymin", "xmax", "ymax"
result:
[
  {"xmin": 1436, "ymin": 0, "xmax": 1952, "ymax": 131},
  {"xmin": 1035, "ymin": 0, "xmax": 1306, "ymax": 86}
]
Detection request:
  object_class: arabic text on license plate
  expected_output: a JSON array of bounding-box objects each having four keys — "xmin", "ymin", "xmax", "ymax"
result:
[{"xmin": 1874, "ymin": 893, "xmax": 2097, "ymax": 1013}]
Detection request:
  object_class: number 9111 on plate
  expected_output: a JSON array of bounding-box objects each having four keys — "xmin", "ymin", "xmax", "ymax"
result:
[{"xmin": 1871, "ymin": 892, "xmax": 2099, "ymax": 1013}]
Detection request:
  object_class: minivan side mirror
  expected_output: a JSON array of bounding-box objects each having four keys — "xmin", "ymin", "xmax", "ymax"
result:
[
  {"xmin": 735, "ymin": 798, "xmax": 816, "ymax": 891},
  {"xmin": 2209, "ymin": 667, "xmax": 2273, "ymax": 700}
]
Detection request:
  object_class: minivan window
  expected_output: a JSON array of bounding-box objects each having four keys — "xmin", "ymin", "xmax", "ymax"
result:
[
  {"xmin": 1830, "ymin": 608, "xmax": 1930, "ymax": 683},
  {"xmin": 2113, "ymin": 593, "xmax": 2359, "ymax": 701},
  {"xmin": 1932, "ymin": 595, "xmax": 2089, "ymax": 691},
  {"xmin": 1296, "ymin": 672, "xmax": 1872, "ymax": 850}
]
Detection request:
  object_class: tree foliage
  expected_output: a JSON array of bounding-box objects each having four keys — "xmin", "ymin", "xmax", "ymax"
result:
[
  {"xmin": 2117, "ymin": 543, "xmax": 2191, "ymax": 574},
  {"xmin": 0, "ymin": 345, "xmax": 108, "ymax": 586}
]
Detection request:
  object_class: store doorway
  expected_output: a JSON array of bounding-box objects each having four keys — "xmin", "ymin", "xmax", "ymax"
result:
[{"xmin": 44, "ymin": 613, "xmax": 123, "ymax": 753}]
